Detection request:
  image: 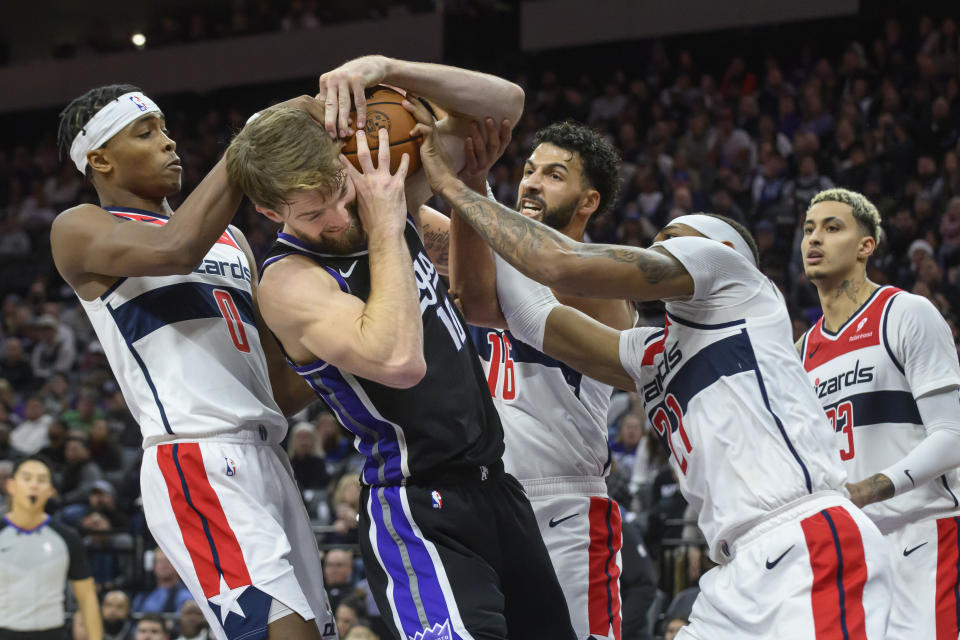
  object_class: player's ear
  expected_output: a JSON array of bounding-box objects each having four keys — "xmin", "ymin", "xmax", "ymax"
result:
[
  {"xmin": 858, "ymin": 235, "xmax": 876, "ymax": 261},
  {"xmin": 86, "ymin": 148, "xmax": 112, "ymax": 177},
  {"xmin": 255, "ymin": 205, "xmax": 284, "ymax": 224},
  {"xmin": 578, "ymin": 189, "xmax": 601, "ymax": 216}
]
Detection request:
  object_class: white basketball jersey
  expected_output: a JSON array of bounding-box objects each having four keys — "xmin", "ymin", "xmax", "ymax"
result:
[
  {"xmin": 619, "ymin": 237, "xmax": 846, "ymax": 562},
  {"xmin": 801, "ymin": 286, "xmax": 960, "ymax": 533},
  {"xmin": 469, "ymin": 327, "xmax": 613, "ymax": 481},
  {"xmin": 80, "ymin": 208, "xmax": 286, "ymax": 447}
]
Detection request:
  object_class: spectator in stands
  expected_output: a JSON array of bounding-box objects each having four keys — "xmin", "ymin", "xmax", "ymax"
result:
[
  {"xmin": 134, "ymin": 613, "xmax": 170, "ymax": 640},
  {"xmin": 61, "ymin": 387, "xmax": 105, "ymax": 432},
  {"xmin": 38, "ymin": 418, "xmax": 68, "ymax": 469},
  {"xmin": 60, "ymin": 431, "xmax": 103, "ymax": 503},
  {"xmin": 611, "ymin": 412, "xmax": 643, "ymax": 471},
  {"xmin": 344, "ymin": 622, "xmax": 379, "ymax": 640},
  {"xmin": 0, "ymin": 337, "xmax": 35, "ymax": 393},
  {"xmin": 0, "ymin": 459, "xmax": 12, "ymax": 511},
  {"xmin": 173, "ymin": 600, "xmax": 209, "ymax": 640},
  {"xmin": 0, "ymin": 425, "xmax": 11, "ymax": 462},
  {"xmin": 335, "ymin": 594, "xmax": 367, "ymax": 639},
  {"xmin": 133, "ymin": 548, "xmax": 192, "ymax": 614},
  {"xmin": 663, "ymin": 617, "xmax": 689, "ymax": 640},
  {"xmin": 88, "ymin": 418, "xmax": 123, "ymax": 471},
  {"xmin": 287, "ymin": 421, "xmax": 329, "ymax": 490},
  {"xmin": 9, "ymin": 394, "xmax": 52, "ymax": 454},
  {"xmin": 315, "ymin": 410, "xmax": 351, "ymax": 466},
  {"xmin": 40, "ymin": 373, "xmax": 71, "ymax": 415},
  {"xmin": 322, "ymin": 547, "xmax": 358, "ymax": 611},
  {"xmin": 74, "ymin": 589, "xmax": 134, "ymax": 640},
  {"xmin": 327, "ymin": 474, "xmax": 360, "ymax": 545},
  {"xmin": 30, "ymin": 314, "xmax": 76, "ymax": 382}
]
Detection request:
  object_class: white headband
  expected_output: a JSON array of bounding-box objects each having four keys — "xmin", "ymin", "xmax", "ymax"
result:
[
  {"xmin": 69, "ymin": 92, "xmax": 162, "ymax": 174},
  {"xmin": 669, "ymin": 214, "xmax": 756, "ymax": 266}
]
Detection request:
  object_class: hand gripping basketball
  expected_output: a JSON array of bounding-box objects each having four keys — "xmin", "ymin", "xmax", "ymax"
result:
[
  {"xmin": 404, "ymin": 96, "xmax": 457, "ymax": 194},
  {"xmin": 340, "ymin": 127, "xmax": 410, "ymax": 237}
]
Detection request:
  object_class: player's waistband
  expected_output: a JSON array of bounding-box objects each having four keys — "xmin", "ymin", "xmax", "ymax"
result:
[
  {"xmin": 377, "ymin": 459, "xmax": 505, "ymax": 488},
  {"xmin": 142, "ymin": 423, "xmax": 285, "ymax": 449},
  {"xmin": 521, "ymin": 476, "xmax": 608, "ymax": 498},
  {"xmin": 720, "ymin": 490, "xmax": 848, "ymax": 562}
]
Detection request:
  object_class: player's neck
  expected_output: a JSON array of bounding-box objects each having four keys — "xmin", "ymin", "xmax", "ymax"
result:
[
  {"xmin": 817, "ymin": 271, "xmax": 879, "ymax": 333},
  {"xmin": 5, "ymin": 508, "xmax": 49, "ymax": 531},
  {"xmin": 96, "ymin": 184, "xmax": 170, "ymax": 217}
]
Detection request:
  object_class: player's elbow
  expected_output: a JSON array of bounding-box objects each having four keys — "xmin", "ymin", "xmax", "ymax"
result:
[
  {"xmin": 504, "ymin": 83, "xmax": 525, "ymax": 124},
  {"xmin": 379, "ymin": 353, "xmax": 427, "ymax": 389}
]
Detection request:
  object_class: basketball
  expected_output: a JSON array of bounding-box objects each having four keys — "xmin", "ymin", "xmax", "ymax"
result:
[{"xmin": 341, "ymin": 86, "xmax": 422, "ymax": 174}]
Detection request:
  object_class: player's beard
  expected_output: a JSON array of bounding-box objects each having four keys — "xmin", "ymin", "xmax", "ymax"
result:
[
  {"xmin": 314, "ymin": 200, "xmax": 367, "ymax": 254},
  {"xmin": 515, "ymin": 193, "xmax": 579, "ymax": 231}
]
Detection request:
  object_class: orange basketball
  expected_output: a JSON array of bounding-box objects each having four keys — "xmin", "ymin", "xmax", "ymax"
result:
[{"xmin": 341, "ymin": 86, "xmax": 422, "ymax": 174}]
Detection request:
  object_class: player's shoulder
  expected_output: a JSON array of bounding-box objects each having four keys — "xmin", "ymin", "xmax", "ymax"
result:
[
  {"xmin": 52, "ymin": 203, "xmax": 114, "ymax": 230},
  {"xmin": 259, "ymin": 253, "xmax": 341, "ymax": 303}
]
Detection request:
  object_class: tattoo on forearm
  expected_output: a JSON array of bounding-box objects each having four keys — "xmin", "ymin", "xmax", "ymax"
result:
[
  {"xmin": 445, "ymin": 183, "xmax": 682, "ymax": 285},
  {"xmin": 422, "ymin": 229, "xmax": 450, "ymax": 267},
  {"xmin": 866, "ymin": 473, "xmax": 895, "ymax": 502}
]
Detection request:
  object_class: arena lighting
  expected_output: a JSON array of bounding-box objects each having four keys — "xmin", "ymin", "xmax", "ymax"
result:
[{"xmin": 131, "ymin": 33, "xmax": 146, "ymax": 48}]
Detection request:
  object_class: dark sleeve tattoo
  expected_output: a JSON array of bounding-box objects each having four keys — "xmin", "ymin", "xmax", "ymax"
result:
[
  {"xmin": 441, "ymin": 181, "xmax": 684, "ymax": 288},
  {"xmin": 422, "ymin": 228, "xmax": 450, "ymax": 267}
]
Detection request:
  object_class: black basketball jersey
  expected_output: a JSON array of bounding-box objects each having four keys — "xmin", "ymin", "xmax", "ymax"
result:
[{"xmin": 262, "ymin": 216, "xmax": 504, "ymax": 486}]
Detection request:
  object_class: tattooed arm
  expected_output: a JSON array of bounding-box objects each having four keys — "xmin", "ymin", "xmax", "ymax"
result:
[
  {"xmin": 416, "ymin": 205, "xmax": 452, "ymax": 276},
  {"xmin": 406, "ymin": 99, "xmax": 693, "ymax": 301},
  {"xmin": 439, "ymin": 181, "xmax": 694, "ymax": 301},
  {"xmin": 845, "ymin": 474, "xmax": 895, "ymax": 508}
]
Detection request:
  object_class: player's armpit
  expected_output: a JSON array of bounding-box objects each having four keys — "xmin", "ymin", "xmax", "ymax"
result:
[
  {"xmin": 542, "ymin": 306, "xmax": 635, "ymax": 391},
  {"xmin": 259, "ymin": 256, "xmax": 425, "ymax": 389}
]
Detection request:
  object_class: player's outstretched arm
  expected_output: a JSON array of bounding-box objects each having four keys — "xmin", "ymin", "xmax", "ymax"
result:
[
  {"xmin": 496, "ymin": 255, "xmax": 635, "ymax": 391},
  {"xmin": 407, "ymin": 101, "xmax": 693, "ymax": 302},
  {"xmin": 317, "ymin": 55, "xmax": 523, "ymax": 141},
  {"xmin": 260, "ymin": 130, "xmax": 425, "ymax": 389},
  {"xmin": 51, "ymin": 96, "xmax": 326, "ymax": 287}
]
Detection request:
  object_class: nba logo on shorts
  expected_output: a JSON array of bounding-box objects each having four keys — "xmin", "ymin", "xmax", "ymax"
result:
[
  {"xmin": 431, "ymin": 491, "xmax": 442, "ymax": 509},
  {"xmin": 258, "ymin": 425, "xmax": 268, "ymax": 441},
  {"xmin": 224, "ymin": 458, "xmax": 236, "ymax": 477},
  {"xmin": 129, "ymin": 95, "xmax": 148, "ymax": 112}
]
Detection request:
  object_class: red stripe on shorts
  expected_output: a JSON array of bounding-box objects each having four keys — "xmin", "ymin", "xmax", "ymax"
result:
[
  {"xmin": 157, "ymin": 443, "xmax": 252, "ymax": 598},
  {"xmin": 935, "ymin": 517, "xmax": 960, "ymax": 640},
  {"xmin": 800, "ymin": 506, "xmax": 868, "ymax": 640},
  {"xmin": 588, "ymin": 497, "xmax": 623, "ymax": 640}
]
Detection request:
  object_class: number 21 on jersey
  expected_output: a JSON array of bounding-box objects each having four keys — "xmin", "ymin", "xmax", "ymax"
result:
[{"xmin": 651, "ymin": 393, "xmax": 693, "ymax": 474}]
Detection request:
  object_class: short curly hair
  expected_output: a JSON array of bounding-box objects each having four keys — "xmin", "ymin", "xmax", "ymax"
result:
[
  {"xmin": 532, "ymin": 120, "xmax": 621, "ymax": 216},
  {"xmin": 57, "ymin": 84, "xmax": 143, "ymax": 179},
  {"xmin": 808, "ymin": 188, "xmax": 881, "ymax": 242}
]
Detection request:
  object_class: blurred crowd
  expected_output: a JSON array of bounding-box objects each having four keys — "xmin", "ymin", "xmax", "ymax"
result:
[{"xmin": 1, "ymin": 11, "xmax": 959, "ymax": 640}]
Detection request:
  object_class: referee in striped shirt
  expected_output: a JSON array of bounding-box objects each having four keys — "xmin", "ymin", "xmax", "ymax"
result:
[{"xmin": 0, "ymin": 456, "xmax": 102, "ymax": 639}]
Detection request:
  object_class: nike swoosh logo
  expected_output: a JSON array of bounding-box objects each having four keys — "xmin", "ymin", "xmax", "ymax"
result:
[
  {"xmin": 903, "ymin": 542, "xmax": 928, "ymax": 556},
  {"xmin": 765, "ymin": 544, "xmax": 795, "ymax": 569},
  {"xmin": 807, "ymin": 343, "xmax": 822, "ymax": 359},
  {"xmin": 338, "ymin": 261, "xmax": 358, "ymax": 278},
  {"xmin": 904, "ymin": 470, "xmax": 916, "ymax": 487},
  {"xmin": 548, "ymin": 513, "xmax": 579, "ymax": 528}
]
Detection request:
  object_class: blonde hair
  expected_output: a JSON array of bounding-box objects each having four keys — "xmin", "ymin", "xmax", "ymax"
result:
[
  {"xmin": 225, "ymin": 106, "xmax": 344, "ymax": 212},
  {"xmin": 808, "ymin": 188, "xmax": 881, "ymax": 242}
]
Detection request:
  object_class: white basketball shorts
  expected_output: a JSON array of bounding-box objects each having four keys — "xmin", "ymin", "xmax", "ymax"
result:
[
  {"xmin": 140, "ymin": 433, "xmax": 337, "ymax": 640},
  {"xmin": 525, "ymin": 477, "xmax": 623, "ymax": 640},
  {"xmin": 883, "ymin": 515, "xmax": 960, "ymax": 640},
  {"xmin": 677, "ymin": 492, "xmax": 893, "ymax": 640}
]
